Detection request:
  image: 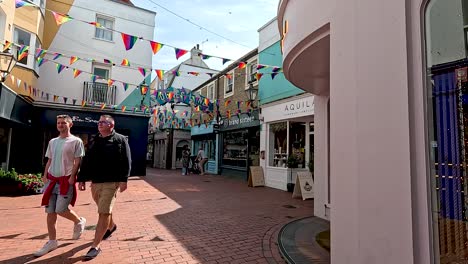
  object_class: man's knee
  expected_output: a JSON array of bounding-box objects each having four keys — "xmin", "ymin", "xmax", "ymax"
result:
[{"xmin": 57, "ymin": 209, "xmax": 70, "ymax": 217}]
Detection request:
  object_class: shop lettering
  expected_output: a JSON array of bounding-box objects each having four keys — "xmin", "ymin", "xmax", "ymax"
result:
[
  {"xmin": 227, "ymin": 116, "xmax": 255, "ymax": 127},
  {"xmin": 71, "ymin": 116, "xmax": 99, "ymax": 123},
  {"xmin": 284, "ymin": 100, "xmax": 313, "ymax": 111}
]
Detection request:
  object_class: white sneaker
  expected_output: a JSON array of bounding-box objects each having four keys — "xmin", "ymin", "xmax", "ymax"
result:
[
  {"xmin": 33, "ymin": 240, "xmax": 58, "ymax": 257},
  {"xmin": 72, "ymin": 217, "xmax": 86, "ymax": 240}
]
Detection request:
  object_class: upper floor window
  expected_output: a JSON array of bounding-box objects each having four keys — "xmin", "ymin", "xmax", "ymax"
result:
[
  {"xmin": 95, "ymin": 15, "xmax": 114, "ymax": 41},
  {"xmin": 14, "ymin": 27, "xmax": 31, "ymax": 65},
  {"xmin": 224, "ymin": 72, "xmax": 234, "ymax": 97},
  {"xmin": 92, "ymin": 63, "xmax": 110, "ymax": 80},
  {"xmin": 247, "ymin": 60, "xmax": 257, "ymax": 83},
  {"xmin": 207, "ymin": 83, "xmax": 215, "ymax": 100}
]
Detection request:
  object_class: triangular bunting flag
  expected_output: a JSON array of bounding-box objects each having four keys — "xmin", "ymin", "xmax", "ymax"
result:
[
  {"xmin": 52, "ymin": 53, "xmax": 62, "ymax": 60},
  {"xmin": 188, "ymin": 72, "xmax": 199, "ymax": 76},
  {"xmin": 149, "ymin": 41, "xmax": 163, "ymax": 55},
  {"xmin": 37, "ymin": 57, "xmax": 47, "ymax": 67},
  {"xmin": 52, "ymin": 11, "xmax": 73, "ymax": 25},
  {"xmin": 206, "ymin": 73, "xmax": 214, "ymax": 78},
  {"xmin": 107, "ymin": 79, "xmax": 114, "ymax": 86},
  {"xmin": 18, "ymin": 45, "xmax": 29, "ymax": 61},
  {"xmin": 121, "ymin": 58, "xmax": 130, "ymax": 66},
  {"xmin": 69, "ymin": 56, "xmax": 79, "ymax": 65},
  {"xmin": 121, "ymin": 106, "xmax": 126, "ymax": 112},
  {"xmin": 121, "ymin": 33, "xmax": 138, "ymax": 51},
  {"xmin": 122, "ymin": 82, "xmax": 129, "ymax": 91},
  {"xmin": 155, "ymin": 69, "xmax": 164, "ymax": 81},
  {"xmin": 257, "ymin": 64, "xmax": 267, "ymax": 70},
  {"xmin": 101, "ymin": 103, "xmax": 106, "ymax": 110},
  {"xmin": 200, "ymin": 54, "xmax": 211, "ymax": 60},
  {"xmin": 3, "ymin": 41, "xmax": 11, "ymax": 51},
  {"xmin": 271, "ymin": 72, "xmax": 279, "ymax": 80},
  {"xmin": 56, "ymin": 63, "xmax": 66, "ymax": 74},
  {"xmin": 174, "ymin": 48, "xmax": 188, "ymax": 60},
  {"xmin": 138, "ymin": 67, "xmax": 147, "ymax": 77},
  {"xmin": 81, "ymin": 100, "xmax": 86, "ymax": 107},
  {"xmin": 90, "ymin": 75, "xmax": 97, "ymax": 82},
  {"xmin": 15, "ymin": 0, "xmax": 35, "ymax": 8},
  {"xmin": 222, "ymin": 58, "xmax": 230, "ymax": 65},
  {"xmin": 73, "ymin": 69, "xmax": 82, "ymax": 78},
  {"xmin": 255, "ymin": 73, "xmax": 264, "ymax": 81},
  {"xmin": 141, "ymin": 86, "xmax": 148, "ymax": 95},
  {"xmin": 53, "ymin": 95, "xmax": 59, "ymax": 102},
  {"xmin": 63, "ymin": 97, "xmax": 68, "ymax": 104},
  {"xmin": 35, "ymin": 48, "xmax": 47, "ymax": 58},
  {"xmin": 72, "ymin": 99, "xmax": 77, "ymax": 105}
]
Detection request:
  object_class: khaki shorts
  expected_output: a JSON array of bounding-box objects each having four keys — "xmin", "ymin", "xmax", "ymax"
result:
[{"xmin": 91, "ymin": 182, "xmax": 119, "ymax": 214}]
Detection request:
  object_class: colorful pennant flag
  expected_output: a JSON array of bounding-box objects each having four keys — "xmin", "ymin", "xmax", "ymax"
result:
[
  {"xmin": 81, "ymin": 100, "xmax": 86, "ymax": 107},
  {"xmin": 88, "ymin": 22, "xmax": 101, "ymax": 28},
  {"xmin": 37, "ymin": 57, "xmax": 46, "ymax": 67},
  {"xmin": 90, "ymin": 75, "xmax": 97, "ymax": 82},
  {"xmin": 52, "ymin": 53, "xmax": 62, "ymax": 60},
  {"xmin": 15, "ymin": 0, "xmax": 35, "ymax": 8},
  {"xmin": 188, "ymin": 71, "xmax": 199, "ymax": 76},
  {"xmin": 63, "ymin": 97, "xmax": 68, "ymax": 104},
  {"xmin": 3, "ymin": 41, "xmax": 11, "ymax": 51},
  {"xmin": 172, "ymin": 70, "xmax": 180, "ymax": 76},
  {"xmin": 103, "ymin": 59, "xmax": 113, "ymax": 65},
  {"xmin": 168, "ymin": 92, "xmax": 174, "ymax": 101},
  {"xmin": 238, "ymin": 62, "xmax": 246, "ymax": 69},
  {"xmin": 121, "ymin": 33, "xmax": 138, "ymax": 51},
  {"xmin": 121, "ymin": 58, "xmax": 130, "ymax": 66},
  {"xmin": 107, "ymin": 79, "xmax": 114, "ymax": 86},
  {"xmin": 73, "ymin": 69, "xmax": 82, "ymax": 78},
  {"xmin": 69, "ymin": 56, "xmax": 79, "ymax": 65},
  {"xmin": 255, "ymin": 73, "xmax": 264, "ymax": 81},
  {"xmin": 141, "ymin": 86, "xmax": 148, "ymax": 95},
  {"xmin": 122, "ymin": 82, "xmax": 129, "ymax": 91},
  {"xmin": 138, "ymin": 67, "xmax": 147, "ymax": 77},
  {"xmin": 53, "ymin": 95, "xmax": 59, "ymax": 102},
  {"xmin": 222, "ymin": 58, "xmax": 230, "ymax": 65},
  {"xmin": 225, "ymin": 74, "xmax": 232, "ymax": 80},
  {"xmin": 52, "ymin": 11, "xmax": 73, "ymax": 25},
  {"xmin": 101, "ymin": 103, "xmax": 106, "ymax": 110},
  {"xmin": 271, "ymin": 72, "xmax": 279, "ymax": 80},
  {"xmin": 18, "ymin": 45, "xmax": 29, "ymax": 61},
  {"xmin": 35, "ymin": 48, "xmax": 46, "ymax": 58},
  {"xmin": 257, "ymin": 64, "xmax": 267, "ymax": 70},
  {"xmin": 272, "ymin": 67, "xmax": 281, "ymax": 73},
  {"xmin": 225, "ymin": 100, "xmax": 231, "ymax": 107},
  {"xmin": 155, "ymin": 69, "xmax": 164, "ymax": 81},
  {"xmin": 149, "ymin": 41, "xmax": 163, "ymax": 55},
  {"xmin": 206, "ymin": 73, "xmax": 214, "ymax": 78},
  {"xmin": 200, "ymin": 54, "xmax": 211, "ymax": 60},
  {"xmin": 174, "ymin": 48, "xmax": 188, "ymax": 60},
  {"xmin": 56, "ymin": 63, "xmax": 66, "ymax": 74},
  {"xmin": 121, "ymin": 106, "xmax": 126, "ymax": 112}
]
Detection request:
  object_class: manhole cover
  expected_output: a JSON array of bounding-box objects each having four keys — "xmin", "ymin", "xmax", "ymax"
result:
[{"xmin": 282, "ymin": 205, "xmax": 297, "ymax": 209}]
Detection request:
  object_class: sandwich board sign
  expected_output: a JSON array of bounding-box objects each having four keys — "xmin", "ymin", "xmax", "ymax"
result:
[
  {"xmin": 248, "ymin": 166, "xmax": 265, "ymax": 187},
  {"xmin": 292, "ymin": 171, "xmax": 314, "ymax": 200}
]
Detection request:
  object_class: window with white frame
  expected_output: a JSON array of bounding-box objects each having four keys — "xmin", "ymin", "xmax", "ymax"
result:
[
  {"xmin": 14, "ymin": 28, "xmax": 31, "ymax": 65},
  {"xmin": 95, "ymin": 15, "xmax": 114, "ymax": 41},
  {"xmin": 225, "ymin": 73, "xmax": 234, "ymax": 96},
  {"xmin": 207, "ymin": 83, "xmax": 215, "ymax": 100},
  {"xmin": 92, "ymin": 64, "xmax": 110, "ymax": 80},
  {"xmin": 247, "ymin": 60, "xmax": 257, "ymax": 84}
]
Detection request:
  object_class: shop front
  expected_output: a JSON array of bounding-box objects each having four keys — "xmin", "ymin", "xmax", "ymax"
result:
[
  {"xmin": 260, "ymin": 94, "xmax": 314, "ymax": 191},
  {"xmin": 191, "ymin": 121, "xmax": 219, "ymax": 174},
  {"xmin": 219, "ymin": 110, "xmax": 260, "ymax": 179},
  {"xmin": 35, "ymin": 105, "xmax": 149, "ymax": 176}
]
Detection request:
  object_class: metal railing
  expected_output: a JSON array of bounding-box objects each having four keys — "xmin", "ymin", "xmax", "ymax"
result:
[{"xmin": 83, "ymin": 81, "xmax": 116, "ymax": 105}]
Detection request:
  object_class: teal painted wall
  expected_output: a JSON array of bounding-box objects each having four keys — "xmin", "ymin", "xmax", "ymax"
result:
[
  {"xmin": 258, "ymin": 42, "xmax": 304, "ymax": 105},
  {"xmin": 118, "ymin": 75, "xmax": 152, "ymax": 109}
]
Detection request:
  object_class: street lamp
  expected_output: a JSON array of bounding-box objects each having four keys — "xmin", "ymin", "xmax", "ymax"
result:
[
  {"xmin": 245, "ymin": 79, "xmax": 258, "ymax": 108},
  {"xmin": 0, "ymin": 52, "xmax": 17, "ymax": 82}
]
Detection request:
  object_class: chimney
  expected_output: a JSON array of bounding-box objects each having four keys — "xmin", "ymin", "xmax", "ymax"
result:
[{"xmin": 191, "ymin": 44, "xmax": 202, "ymax": 60}]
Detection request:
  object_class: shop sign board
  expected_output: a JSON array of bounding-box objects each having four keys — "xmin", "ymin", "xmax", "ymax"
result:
[
  {"xmin": 262, "ymin": 95, "xmax": 314, "ymax": 122},
  {"xmin": 220, "ymin": 111, "xmax": 260, "ymax": 131},
  {"xmin": 292, "ymin": 171, "xmax": 314, "ymax": 200}
]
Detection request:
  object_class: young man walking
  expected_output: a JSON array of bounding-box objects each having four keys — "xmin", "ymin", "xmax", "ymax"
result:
[
  {"xmin": 78, "ymin": 115, "xmax": 131, "ymax": 260},
  {"xmin": 34, "ymin": 115, "xmax": 86, "ymax": 257}
]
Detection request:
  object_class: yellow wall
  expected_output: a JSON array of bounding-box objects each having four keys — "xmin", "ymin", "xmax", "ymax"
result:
[
  {"xmin": 0, "ymin": 1, "xmax": 16, "ymax": 42},
  {"xmin": 43, "ymin": 0, "xmax": 74, "ymax": 49}
]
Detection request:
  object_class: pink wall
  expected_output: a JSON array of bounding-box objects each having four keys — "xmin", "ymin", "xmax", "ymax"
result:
[{"xmin": 278, "ymin": 0, "xmax": 433, "ymax": 263}]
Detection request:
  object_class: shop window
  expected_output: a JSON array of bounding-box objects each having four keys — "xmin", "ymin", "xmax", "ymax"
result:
[
  {"xmin": 223, "ymin": 130, "xmax": 248, "ymax": 167},
  {"xmin": 207, "ymin": 83, "xmax": 215, "ymax": 100},
  {"xmin": 95, "ymin": 15, "xmax": 114, "ymax": 41},
  {"xmin": 194, "ymin": 140, "xmax": 215, "ymax": 160},
  {"xmin": 425, "ymin": 0, "xmax": 468, "ymax": 262},
  {"xmin": 289, "ymin": 122, "xmax": 306, "ymax": 168},
  {"xmin": 269, "ymin": 122, "xmax": 287, "ymax": 167}
]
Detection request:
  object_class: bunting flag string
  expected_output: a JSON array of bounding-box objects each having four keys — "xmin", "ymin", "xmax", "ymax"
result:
[{"xmin": 15, "ymin": 0, "xmax": 243, "ymax": 63}]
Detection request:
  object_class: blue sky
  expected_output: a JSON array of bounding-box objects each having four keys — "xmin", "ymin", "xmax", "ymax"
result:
[{"xmin": 131, "ymin": 0, "xmax": 279, "ymax": 71}]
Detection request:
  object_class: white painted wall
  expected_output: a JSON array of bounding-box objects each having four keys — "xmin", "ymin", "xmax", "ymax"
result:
[
  {"xmin": 37, "ymin": 0, "xmax": 155, "ymax": 105},
  {"xmin": 258, "ymin": 17, "xmax": 280, "ymax": 53},
  {"xmin": 426, "ymin": 0, "xmax": 465, "ymax": 66}
]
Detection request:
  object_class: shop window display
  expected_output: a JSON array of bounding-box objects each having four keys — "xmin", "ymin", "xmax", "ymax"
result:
[
  {"xmin": 223, "ymin": 130, "xmax": 248, "ymax": 167},
  {"xmin": 268, "ymin": 121, "xmax": 306, "ymax": 168},
  {"xmin": 269, "ymin": 122, "xmax": 288, "ymax": 167}
]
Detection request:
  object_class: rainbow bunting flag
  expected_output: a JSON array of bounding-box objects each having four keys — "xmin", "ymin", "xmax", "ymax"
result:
[
  {"xmin": 257, "ymin": 64, "xmax": 267, "ymax": 70},
  {"xmin": 52, "ymin": 11, "xmax": 73, "ymax": 25},
  {"xmin": 107, "ymin": 79, "xmax": 114, "ymax": 86},
  {"xmin": 121, "ymin": 106, "xmax": 126, "ymax": 112},
  {"xmin": 272, "ymin": 67, "xmax": 281, "ymax": 73},
  {"xmin": 149, "ymin": 41, "xmax": 163, "ymax": 55},
  {"xmin": 15, "ymin": 0, "xmax": 35, "ymax": 8},
  {"xmin": 141, "ymin": 86, "xmax": 148, "ymax": 95},
  {"xmin": 227, "ymin": 110, "xmax": 231, "ymax": 119},
  {"xmin": 168, "ymin": 92, "xmax": 174, "ymax": 101},
  {"xmin": 246, "ymin": 101, "xmax": 252, "ymax": 108},
  {"xmin": 174, "ymin": 48, "xmax": 188, "ymax": 60},
  {"xmin": 53, "ymin": 95, "xmax": 59, "ymax": 102},
  {"xmin": 224, "ymin": 100, "xmax": 231, "ymax": 107},
  {"xmin": 35, "ymin": 48, "xmax": 46, "ymax": 58},
  {"xmin": 238, "ymin": 62, "xmax": 246, "ymax": 69},
  {"xmin": 155, "ymin": 69, "xmax": 164, "ymax": 81},
  {"xmin": 88, "ymin": 22, "xmax": 101, "ymax": 28},
  {"xmin": 52, "ymin": 53, "xmax": 62, "ymax": 60},
  {"xmin": 121, "ymin": 58, "xmax": 130, "ymax": 66},
  {"xmin": 122, "ymin": 82, "xmax": 129, "ymax": 91},
  {"xmin": 138, "ymin": 67, "xmax": 147, "ymax": 77},
  {"xmin": 104, "ymin": 59, "xmax": 113, "ymax": 65},
  {"xmin": 70, "ymin": 56, "xmax": 79, "ymax": 65},
  {"xmin": 121, "ymin": 33, "xmax": 138, "ymax": 51},
  {"xmin": 204, "ymin": 98, "xmax": 209, "ymax": 106},
  {"xmin": 56, "ymin": 63, "xmax": 66, "ymax": 74},
  {"xmin": 3, "ymin": 41, "xmax": 11, "ymax": 51},
  {"xmin": 73, "ymin": 69, "xmax": 82, "ymax": 78},
  {"xmin": 172, "ymin": 71, "xmax": 180, "ymax": 76},
  {"xmin": 90, "ymin": 75, "xmax": 98, "ymax": 82},
  {"xmin": 37, "ymin": 57, "xmax": 46, "ymax": 67},
  {"xmin": 18, "ymin": 45, "xmax": 29, "ymax": 61},
  {"xmin": 101, "ymin": 103, "xmax": 106, "ymax": 110},
  {"xmin": 81, "ymin": 100, "xmax": 86, "ymax": 107},
  {"xmin": 255, "ymin": 73, "xmax": 264, "ymax": 81}
]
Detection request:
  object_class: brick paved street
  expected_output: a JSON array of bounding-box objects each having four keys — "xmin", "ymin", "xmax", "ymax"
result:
[{"xmin": 0, "ymin": 169, "xmax": 313, "ymax": 264}]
